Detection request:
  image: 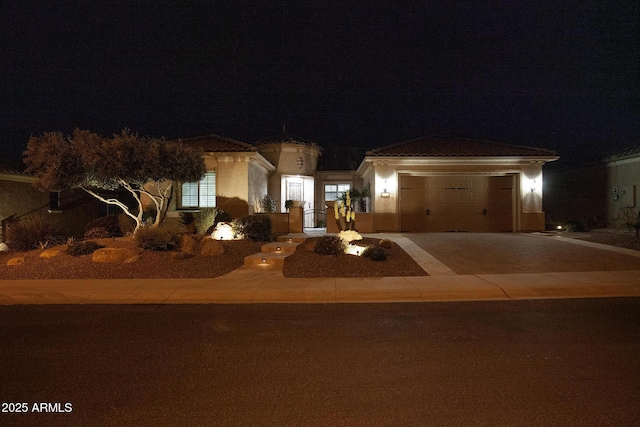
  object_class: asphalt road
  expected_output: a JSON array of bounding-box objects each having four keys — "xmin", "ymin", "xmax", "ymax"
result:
[{"xmin": 1, "ymin": 300, "xmax": 639, "ymax": 426}]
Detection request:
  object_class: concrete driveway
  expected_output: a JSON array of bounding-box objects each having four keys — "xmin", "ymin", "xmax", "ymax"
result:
[{"xmin": 404, "ymin": 233, "xmax": 640, "ymax": 275}]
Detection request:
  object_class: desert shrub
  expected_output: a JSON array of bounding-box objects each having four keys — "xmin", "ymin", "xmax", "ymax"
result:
[
  {"xmin": 84, "ymin": 216, "xmax": 121, "ymax": 238},
  {"xmin": 261, "ymin": 195, "xmax": 276, "ymax": 213},
  {"xmin": 232, "ymin": 215, "xmax": 273, "ymax": 241},
  {"xmin": 194, "ymin": 207, "xmax": 221, "ymax": 235},
  {"xmin": 118, "ymin": 213, "xmax": 136, "ymax": 236},
  {"xmin": 134, "ymin": 225, "xmax": 180, "ymax": 251},
  {"xmin": 378, "ymin": 239, "xmax": 393, "ymax": 249},
  {"xmin": 314, "ymin": 235, "xmax": 346, "ymax": 256},
  {"xmin": 565, "ymin": 220, "xmax": 587, "ymax": 232},
  {"xmin": 362, "ymin": 246, "xmax": 388, "ymax": 261},
  {"xmin": 84, "ymin": 227, "xmax": 110, "ymax": 239},
  {"xmin": 66, "ymin": 240, "xmax": 105, "ymax": 256},
  {"xmin": 6, "ymin": 216, "xmax": 62, "ymax": 251},
  {"xmin": 216, "ymin": 210, "xmax": 232, "ymax": 223}
]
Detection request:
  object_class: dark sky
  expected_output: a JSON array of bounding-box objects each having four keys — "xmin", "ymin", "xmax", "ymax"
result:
[{"xmin": 2, "ymin": 1, "xmax": 639, "ymax": 167}]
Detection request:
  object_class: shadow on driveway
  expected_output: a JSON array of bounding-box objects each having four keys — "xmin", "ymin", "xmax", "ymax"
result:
[{"xmin": 405, "ymin": 233, "xmax": 640, "ymax": 275}]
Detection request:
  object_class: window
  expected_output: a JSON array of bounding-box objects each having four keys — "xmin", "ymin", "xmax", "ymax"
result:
[
  {"xmin": 181, "ymin": 171, "xmax": 216, "ymax": 208},
  {"xmin": 324, "ymin": 183, "xmax": 350, "ymax": 201}
]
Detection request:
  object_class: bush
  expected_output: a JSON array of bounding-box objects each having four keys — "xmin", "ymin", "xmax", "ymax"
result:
[
  {"xmin": 565, "ymin": 220, "xmax": 587, "ymax": 232},
  {"xmin": 6, "ymin": 216, "xmax": 62, "ymax": 251},
  {"xmin": 84, "ymin": 216, "xmax": 121, "ymax": 238},
  {"xmin": 118, "ymin": 213, "xmax": 136, "ymax": 236},
  {"xmin": 362, "ymin": 246, "xmax": 388, "ymax": 261},
  {"xmin": 66, "ymin": 241, "xmax": 105, "ymax": 256},
  {"xmin": 216, "ymin": 210, "xmax": 232, "ymax": 223},
  {"xmin": 134, "ymin": 226, "xmax": 180, "ymax": 251},
  {"xmin": 193, "ymin": 208, "xmax": 223, "ymax": 235},
  {"xmin": 261, "ymin": 195, "xmax": 276, "ymax": 213},
  {"xmin": 314, "ymin": 235, "xmax": 346, "ymax": 256},
  {"xmin": 232, "ymin": 215, "xmax": 273, "ymax": 241}
]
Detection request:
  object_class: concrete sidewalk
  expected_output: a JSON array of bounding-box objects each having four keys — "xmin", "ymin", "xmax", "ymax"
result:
[{"xmin": 1, "ymin": 233, "xmax": 640, "ymax": 304}]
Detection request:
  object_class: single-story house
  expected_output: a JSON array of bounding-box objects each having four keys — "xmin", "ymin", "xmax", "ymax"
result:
[
  {"xmin": 0, "ymin": 167, "xmax": 101, "ymax": 241},
  {"xmin": 168, "ymin": 133, "xmax": 558, "ymax": 233},
  {"xmin": 544, "ymin": 145, "xmax": 640, "ymax": 228}
]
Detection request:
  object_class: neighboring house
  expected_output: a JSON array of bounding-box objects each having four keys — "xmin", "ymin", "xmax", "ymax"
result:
[
  {"xmin": 167, "ymin": 133, "xmax": 558, "ymax": 233},
  {"xmin": 545, "ymin": 145, "xmax": 640, "ymax": 228},
  {"xmin": 0, "ymin": 168, "xmax": 101, "ymax": 241}
]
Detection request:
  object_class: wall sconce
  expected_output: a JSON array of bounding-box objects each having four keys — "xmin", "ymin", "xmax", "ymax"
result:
[
  {"xmin": 381, "ymin": 179, "xmax": 390, "ymax": 198},
  {"xmin": 530, "ymin": 179, "xmax": 537, "ymax": 193}
]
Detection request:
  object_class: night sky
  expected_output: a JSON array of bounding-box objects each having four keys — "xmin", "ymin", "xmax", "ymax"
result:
[{"xmin": 2, "ymin": 1, "xmax": 639, "ymax": 168}]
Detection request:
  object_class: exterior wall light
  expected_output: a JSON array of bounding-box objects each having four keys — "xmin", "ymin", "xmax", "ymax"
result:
[
  {"xmin": 381, "ymin": 179, "xmax": 390, "ymax": 197},
  {"xmin": 530, "ymin": 179, "xmax": 537, "ymax": 193}
]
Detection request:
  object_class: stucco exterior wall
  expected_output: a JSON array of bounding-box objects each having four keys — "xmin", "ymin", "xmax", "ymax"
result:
[
  {"xmin": 545, "ymin": 156, "xmax": 640, "ymax": 228},
  {"xmin": 248, "ymin": 161, "xmax": 268, "ymax": 214},
  {"xmin": 216, "ymin": 157, "xmax": 250, "ymax": 218},
  {"xmin": 1, "ymin": 173, "xmax": 100, "ymax": 240}
]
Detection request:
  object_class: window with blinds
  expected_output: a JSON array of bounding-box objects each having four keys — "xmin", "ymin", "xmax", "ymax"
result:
[
  {"xmin": 181, "ymin": 171, "xmax": 216, "ymax": 208},
  {"xmin": 324, "ymin": 183, "xmax": 350, "ymax": 201}
]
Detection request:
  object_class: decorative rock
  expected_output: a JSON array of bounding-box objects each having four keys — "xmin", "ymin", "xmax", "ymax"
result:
[
  {"xmin": 200, "ymin": 238, "xmax": 225, "ymax": 257},
  {"xmin": 39, "ymin": 247, "xmax": 64, "ymax": 259},
  {"xmin": 171, "ymin": 251, "xmax": 194, "ymax": 261},
  {"xmin": 92, "ymin": 248, "xmax": 139, "ymax": 263},
  {"xmin": 7, "ymin": 257, "xmax": 25, "ymax": 266},
  {"xmin": 378, "ymin": 239, "xmax": 394, "ymax": 249}
]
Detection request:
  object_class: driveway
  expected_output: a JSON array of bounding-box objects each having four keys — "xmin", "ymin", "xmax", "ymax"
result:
[{"xmin": 405, "ymin": 233, "xmax": 640, "ymax": 275}]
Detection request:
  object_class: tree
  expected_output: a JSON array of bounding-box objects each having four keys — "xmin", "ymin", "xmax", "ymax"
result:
[{"xmin": 24, "ymin": 129, "xmax": 206, "ymax": 232}]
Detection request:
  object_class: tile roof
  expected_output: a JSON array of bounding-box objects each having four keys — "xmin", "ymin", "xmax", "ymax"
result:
[
  {"xmin": 606, "ymin": 144, "xmax": 640, "ymax": 161},
  {"xmin": 366, "ymin": 135, "xmax": 557, "ymax": 157},
  {"xmin": 178, "ymin": 134, "xmax": 257, "ymax": 153},
  {"xmin": 317, "ymin": 147, "xmax": 367, "ymax": 171},
  {"xmin": 254, "ymin": 131, "xmax": 321, "ymax": 150}
]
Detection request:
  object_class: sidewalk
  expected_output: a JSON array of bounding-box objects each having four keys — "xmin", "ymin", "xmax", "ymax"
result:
[{"xmin": 1, "ymin": 233, "xmax": 640, "ymax": 304}]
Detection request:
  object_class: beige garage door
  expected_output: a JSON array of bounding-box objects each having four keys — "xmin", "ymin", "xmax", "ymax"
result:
[{"xmin": 400, "ymin": 175, "xmax": 513, "ymax": 232}]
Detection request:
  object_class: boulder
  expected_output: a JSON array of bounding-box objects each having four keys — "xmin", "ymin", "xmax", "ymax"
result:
[
  {"xmin": 39, "ymin": 247, "xmax": 64, "ymax": 259},
  {"xmin": 7, "ymin": 257, "xmax": 25, "ymax": 266},
  {"xmin": 200, "ymin": 238, "xmax": 225, "ymax": 257},
  {"xmin": 171, "ymin": 251, "xmax": 194, "ymax": 261},
  {"xmin": 92, "ymin": 248, "xmax": 139, "ymax": 263}
]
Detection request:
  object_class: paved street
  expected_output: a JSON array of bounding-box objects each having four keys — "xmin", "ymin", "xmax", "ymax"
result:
[{"xmin": 1, "ymin": 300, "xmax": 639, "ymax": 426}]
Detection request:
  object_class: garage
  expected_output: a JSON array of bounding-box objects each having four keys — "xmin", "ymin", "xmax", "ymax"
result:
[{"xmin": 400, "ymin": 175, "xmax": 514, "ymax": 232}]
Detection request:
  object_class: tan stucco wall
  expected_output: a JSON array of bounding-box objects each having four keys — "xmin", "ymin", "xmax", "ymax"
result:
[
  {"xmin": 1, "ymin": 174, "xmax": 100, "ymax": 240},
  {"xmin": 248, "ymin": 161, "xmax": 269, "ymax": 214},
  {"xmin": 545, "ymin": 156, "xmax": 640, "ymax": 228},
  {"xmin": 216, "ymin": 158, "xmax": 250, "ymax": 218},
  {"xmin": 0, "ymin": 177, "xmax": 50, "ymax": 222}
]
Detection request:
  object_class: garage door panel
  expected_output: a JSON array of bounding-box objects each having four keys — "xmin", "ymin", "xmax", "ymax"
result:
[{"xmin": 401, "ymin": 175, "xmax": 514, "ymax": 232}]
